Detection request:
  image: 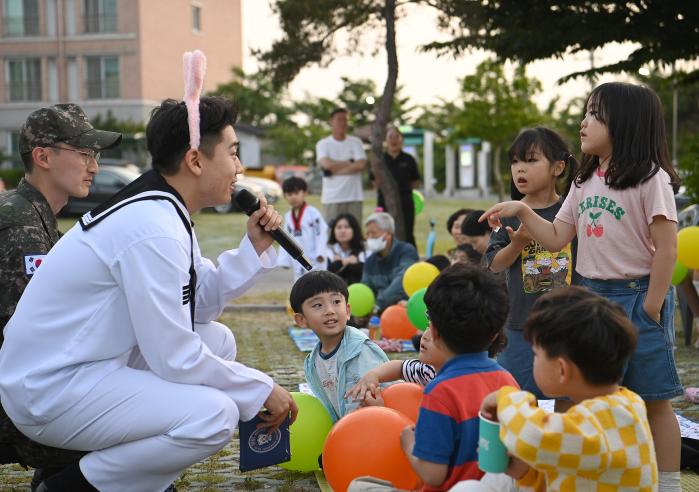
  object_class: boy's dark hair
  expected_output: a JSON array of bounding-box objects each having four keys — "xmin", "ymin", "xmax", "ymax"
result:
[
  {"xmin": 523, "ymin": 286, "xmax": 637, "ymax": 385},
  {"xmin": 328, "ymin": 213, "xmax": 364, "ymax": 256},
  {"xmin": 330, "ymin": 107, "xmax": 347, "ymax": 119},
  {"xmin": 446, "ymin": 208, "xmax": 473, "ymax": 234},
  {"xmin": 282, "ymin": 176, "xmax": 308, "ymax": 194},
  {"xmin": 289, "ymin": 270, "xmax": 349, "ymax": 313},
  {"xmin": 146, "ymin": 96, "xmax": 239, "ymax": 175},
  {"xmin": 424, "ymin": 263, "xmax": 509, "ymax": 354},
  {"xmin": 508, "ymin": 127, "xmax": 578, "ymax": 200},
  {"xmin": 425, "ymin": 254, "xmax": 450, "ymax": 271},
  {"xmin": 576, "ymin": 82, "xmax": 680, "ymax": 193},
  {"xmin": 461, "ymin": 210, "xmax": 491, "ymax": 237}
]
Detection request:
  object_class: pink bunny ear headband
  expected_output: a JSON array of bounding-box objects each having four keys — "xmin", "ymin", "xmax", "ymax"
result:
[{"xmin": 183, "ymin": 50, "xmax": 207, "ymax": 150}]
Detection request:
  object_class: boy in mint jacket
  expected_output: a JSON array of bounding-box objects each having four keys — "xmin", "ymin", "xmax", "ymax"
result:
[{"xmin": 290, "ymin": 271, "xmax": 389, "ymax": 422}]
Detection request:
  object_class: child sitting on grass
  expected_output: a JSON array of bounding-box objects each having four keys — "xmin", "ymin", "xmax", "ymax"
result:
[
  {"xmin": 349, "ymin": 264, "xmax": 517, "ymax": 491},
  {"xmin": 290, "ymin": 271, "xmax": 388, "ymax": 422},
  {"xmin": 472, "ymin": 286, "xmax": 656, "ymax": 491}
]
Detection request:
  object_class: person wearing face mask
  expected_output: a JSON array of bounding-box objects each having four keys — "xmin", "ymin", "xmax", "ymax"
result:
[{"xmin": 361, "ymin": 212, "xmax": 418, "ymax": 312}]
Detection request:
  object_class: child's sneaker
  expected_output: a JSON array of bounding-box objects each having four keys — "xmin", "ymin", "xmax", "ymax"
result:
[{"xmin": 685, "ymin": 387, "xmax": 699, "ymax": 403}]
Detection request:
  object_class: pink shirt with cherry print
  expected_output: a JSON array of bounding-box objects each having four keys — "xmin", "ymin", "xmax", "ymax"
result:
[{"xmin": 556, "ymin": 167, "xmax": 677, "ymax": 280}]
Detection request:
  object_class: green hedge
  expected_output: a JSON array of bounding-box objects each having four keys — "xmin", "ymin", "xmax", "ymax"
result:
[{"xmin": 0, "ymin": 169, "xmax": 25, "ymax": 189}]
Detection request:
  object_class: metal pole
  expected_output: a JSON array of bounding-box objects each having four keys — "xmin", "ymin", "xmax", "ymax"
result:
[{"xmin": 672, "ymin": 64, "xmax": 678, "ymax": 167}]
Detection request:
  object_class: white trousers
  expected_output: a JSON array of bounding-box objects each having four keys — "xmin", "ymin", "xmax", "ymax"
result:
[
  {"xmin": 17, "ymin": 321, "xmax": 240, "ymax": 492},
  {"xmin": 448, "ymin": 473, "xmax": 519, "ymax": 492}
]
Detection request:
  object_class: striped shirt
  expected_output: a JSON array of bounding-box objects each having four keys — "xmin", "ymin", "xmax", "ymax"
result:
[
  {"xmin": 401, "ymin": 359, "xmax": 436, "ymax": 386},
  {"xmin": 413, "ymin": 352, "xmax": 518, "ymax": 492}
]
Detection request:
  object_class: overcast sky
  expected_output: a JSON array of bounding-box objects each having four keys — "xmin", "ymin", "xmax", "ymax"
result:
[{"xmin": 241, "ymin": 1, "xmax": 639, "ymax": 113}]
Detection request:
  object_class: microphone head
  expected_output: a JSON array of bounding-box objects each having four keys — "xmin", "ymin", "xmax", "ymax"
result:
[{"xmin": 233, "ymin": 188, "xmax": 260, "ymax": 215}]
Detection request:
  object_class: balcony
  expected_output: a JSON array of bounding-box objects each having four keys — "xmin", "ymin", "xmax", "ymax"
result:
[
  {"xmin": 83, "ymin": 14, "xmax": 117, "ymax": 33},
  {"xmin": 3, "ymin": 15, "xmax": 40, "ymax": 37}
]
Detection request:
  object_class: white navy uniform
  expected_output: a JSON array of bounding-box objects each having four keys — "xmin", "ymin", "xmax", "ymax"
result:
[
  {"xmin": 277, "ymin": 203, "xmax": 328, "ymax": 280},
  {"xmin": 0, "ymin": 171, "xmax": 277, "ymax": 492}
]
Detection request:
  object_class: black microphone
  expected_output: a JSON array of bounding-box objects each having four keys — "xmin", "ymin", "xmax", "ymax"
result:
[{"xmin": 234, "ymin": 189, "xmax": 313, "ymax": 271}]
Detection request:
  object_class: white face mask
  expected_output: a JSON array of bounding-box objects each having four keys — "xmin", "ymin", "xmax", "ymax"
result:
[{"xmin": 366, "ymin": 235, "xmax": 387, "ymax": 253}]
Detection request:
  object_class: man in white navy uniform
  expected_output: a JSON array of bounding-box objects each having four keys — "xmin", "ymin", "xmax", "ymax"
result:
[{"xmin": 0, "ymin": 96, "xmax": 298, "ymax": 492}]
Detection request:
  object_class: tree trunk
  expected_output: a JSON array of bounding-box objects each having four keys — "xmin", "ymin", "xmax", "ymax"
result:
[
  {"xmin": 369, "ymin": 0, "xmax": 405, "ymax": 241},
  {"xmin": 493, "ymin": 144, "xmax": 505, "ymax": 201}
]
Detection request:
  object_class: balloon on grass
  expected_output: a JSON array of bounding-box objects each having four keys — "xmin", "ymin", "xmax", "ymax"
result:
[
  {"xmin": 402, "ymin": 262, "xmax": 439, "ymax": 297},
  {"xmin": 348, "ymin": 283, "xmax": 375, "ymax": 317},
  {"xmin": 412, "ymin": 190, "xmax": 425, "ymax": 216},
  {"xmin": 380, "ymin": 305, "xmax": 417, "ymax": 339},
  {"xmin": 322, "ymin": 407, "xmax": 420, "ymax": 492},
  {"xmin": 678, "ymin": 226, "xmax": 699, "ymax": 269},
  {"xmin": 279, "ymin": 392, "xmax": 333, "ymax": 472},
  {"xmin": 406, "ymin": 288, "xmax": 429, "ymax": 331},
  {"xmin": 672, "ymin": 261, "xmax": 688, "ymax": 286}
]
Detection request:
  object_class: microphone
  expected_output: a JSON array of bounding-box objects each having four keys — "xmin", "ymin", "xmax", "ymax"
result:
[{"xmin": 234, "ymin": 189, "xmax": 313, "ymax": 271}]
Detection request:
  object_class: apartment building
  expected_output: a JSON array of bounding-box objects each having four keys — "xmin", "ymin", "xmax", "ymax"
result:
[{"xmin": 0, "ymin": 0, "xmax": 243, "ymax": 162}]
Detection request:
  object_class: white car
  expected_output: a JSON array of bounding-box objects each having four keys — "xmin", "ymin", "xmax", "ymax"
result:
[
  {"xmin": 212, "ymin": 177, "xmax": 264, "ymax": 214},
  {"xmin": 239, "ymin": 174, "xmax": 282, "ymax": 204}
]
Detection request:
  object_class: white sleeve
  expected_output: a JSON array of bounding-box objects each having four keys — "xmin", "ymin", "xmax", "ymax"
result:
[
  {"xmin": 312, "ymin": 208, "xmax": 329, "ymax": 260},
  {"xmin": 112, "ymin": 236, "xmax": 273, "ymax": 421},
  {"xmin": 193, "ymin": 234, "xmax": 278, "ymax": 323},
  {"xmin": 316, "ymin": 138, "xmax": 329, "ymax": 163}
]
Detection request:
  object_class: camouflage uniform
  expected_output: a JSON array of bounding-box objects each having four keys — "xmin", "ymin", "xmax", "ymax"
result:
[{"xmin": 0, "ymin": 104, "xmax": 120, "ymax": 472}]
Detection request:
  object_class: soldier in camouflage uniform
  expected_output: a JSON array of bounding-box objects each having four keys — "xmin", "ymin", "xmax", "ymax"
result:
[{"xmin": 0, "ymin": 104, "xmax": 121, "ymax": 489}]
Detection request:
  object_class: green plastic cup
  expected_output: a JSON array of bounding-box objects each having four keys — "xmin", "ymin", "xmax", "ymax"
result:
[{"xmin": 477, "ymin": 412, "xmax": 509, "ymax": 473}]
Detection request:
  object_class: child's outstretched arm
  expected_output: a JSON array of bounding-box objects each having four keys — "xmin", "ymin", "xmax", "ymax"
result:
[
  {"xmin": 480, "ymin": 202, "xmax": 576, "ymax": 253},
  {"xmin": 345, "ymin": 360, "xmax": 403, "ymax": 402},
  {"xmin": 645, "ymin": 216, "xmax": 677, "ymax": 321}
]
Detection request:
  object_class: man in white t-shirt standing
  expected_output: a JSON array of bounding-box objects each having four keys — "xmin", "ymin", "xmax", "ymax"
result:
[{"xmin": 316, "ymin": 107, "xmax": 367, "ymax": 224}]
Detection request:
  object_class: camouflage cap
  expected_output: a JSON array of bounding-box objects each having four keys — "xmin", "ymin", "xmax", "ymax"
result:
[{"xmin": 19, "ymin": 104, "xmax": 122, "ymax": 154}]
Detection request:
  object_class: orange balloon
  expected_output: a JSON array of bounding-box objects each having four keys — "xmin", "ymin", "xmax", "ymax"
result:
[
  {"xmin": 322, "ymin": 407, "xmax": 420, "ymax": 492},
  {"xmin": 382, "ymin": 382, "xmax": 423, "ymax": 422},
  {"xmin": 380, "ymin": 305, "xmax": 418, "ymax": 339}
]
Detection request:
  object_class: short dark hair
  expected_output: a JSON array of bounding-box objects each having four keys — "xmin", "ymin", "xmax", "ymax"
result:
[
  {"xmin": 508, "ymin": 127, "xmax": 578, "ymax": 200},
  {"xmin": 461, "ymin": 210, "xmax": 491, "ymax": 237},
  {"xmin": 524, "ymin": 286, "xmax": 637, "ymax": 385},
  {"xmin": 576, "ymin": 82, "xmax": 680, "ymax": 193},
  {"xmin": 330, "ymin": 107, "xmax": 347, "ymax": 119},
  {"xmin": 446, "ymin": 208, "xmax": 473, "ymax": 234},
  {"xmin": 289, "ymin": 270, "xmax": 349, "ymax": 313},
  {"xmin": 424, "ymin": 263, "xmax": 509, "ymax": 354},
  {"xmin": 455, "ymin": 244, "xmax": 483, "ymax": 264},
  {"xmin": 146, "ymin": 96, "xmax": 239, "ymax": 175},
  {"xmin": 425, "ymin": 255, "xmax": 450, "ymax": 271},
  {"xmin": 282, "ymin": 176, "xmax": 308, "ymax": 194}
]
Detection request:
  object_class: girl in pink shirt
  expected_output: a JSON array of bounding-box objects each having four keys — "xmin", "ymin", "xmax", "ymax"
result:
[{"xmin": 481, "ymin": 82, "xmax": 682, "ymax": 492}]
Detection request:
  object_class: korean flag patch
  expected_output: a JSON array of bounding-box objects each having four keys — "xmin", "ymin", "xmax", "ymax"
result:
[{"xmin": 24, "ymin": 254, "xmax": 47, "ymax": 276}]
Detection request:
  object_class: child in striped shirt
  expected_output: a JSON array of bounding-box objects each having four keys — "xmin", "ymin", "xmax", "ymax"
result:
[{"xmin": 469, "ymin": 287, "xmax": 657, "ymax": 492}]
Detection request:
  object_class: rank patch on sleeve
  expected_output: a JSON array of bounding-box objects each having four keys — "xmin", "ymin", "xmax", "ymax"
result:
[{"xmin": 24, "ymin": 254, "xmax": 47, "ymax": 275}]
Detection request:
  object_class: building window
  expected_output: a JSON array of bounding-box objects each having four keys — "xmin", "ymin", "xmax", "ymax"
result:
[
  {"xmin": 5, "ymin": 58, "xmax": 42, "ymax": 101},
  {"xmin": 4, "ymin": 0, "xmax": 40, "ymax": 37},
  {"xmin": 83, "ymin": 0, "xmax": 117, "ymax": 33},
  {"xmin": 192, "ymin": 5, "xmax": 201, "ymax": 32},
  {"xmin": 85, "ymin": 56, "xmax": 119, "ymax": 99}
]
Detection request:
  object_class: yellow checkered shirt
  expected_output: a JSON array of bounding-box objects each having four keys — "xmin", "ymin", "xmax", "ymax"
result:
[{"xmin": 496, "ymin": 386, "xmax": 658, "ymax": 491}]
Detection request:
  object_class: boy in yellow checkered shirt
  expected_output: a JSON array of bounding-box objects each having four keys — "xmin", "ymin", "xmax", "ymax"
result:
[{"xmin": 472, "ymin": 286, "xmax": 658, "ymax": 491}]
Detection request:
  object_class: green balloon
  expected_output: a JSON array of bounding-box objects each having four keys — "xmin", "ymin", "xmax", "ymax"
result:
[
  {"xmin": 412, "ymin": 190, "xmax": 424, "ymax": 216},
  {"xmin": 279, "ymin": 392, "xmax": 333, "ymax": 472},
  {"xmin": 406, "ymin": 288, "xmax": 429, "ymax": 331},
  {"xmin": 348, "ymin": 283, "xmax": 375, "ymax": 317},
  {"xmin": 672, "ymin": 260, "xmax": 688, "ymax": 286}
]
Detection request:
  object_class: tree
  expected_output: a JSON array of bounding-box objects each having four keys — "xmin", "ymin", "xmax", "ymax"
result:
[
  {"xmin": 446, "ymin": 60, "xmax": 545, "ymax": 200},
  {"xmin": 256, "ymin": 0, "xmax": 408, "ymax": 241},
  {"xmin": 426, "ymin": 1, "xmax": 699, "ymax": 83}
]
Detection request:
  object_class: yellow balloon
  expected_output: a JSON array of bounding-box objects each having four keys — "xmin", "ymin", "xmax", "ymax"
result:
[
  {"xmin": 678, "ymin": 226, "xmax": 699, "ymax": 269},
  {"xmin": 402, "ymin": 262, "xmax": 440, "ymax": 297}
]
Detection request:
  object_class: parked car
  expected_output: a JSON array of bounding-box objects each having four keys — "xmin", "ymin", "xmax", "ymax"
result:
[
  {"xmin": 59, "ymin": 165, "xmax": 141, "ymax": 216},
  {"xmin": 211, "ymin": 178, "xmax": 264, "ymax": 214},
  {"xmin": 239, "ymin": 174, "xmax": 282, "ymax": 204}
]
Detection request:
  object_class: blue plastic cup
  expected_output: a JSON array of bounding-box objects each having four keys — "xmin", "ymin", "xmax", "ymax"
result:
[{"xmin": 477, "ymin": 412, "xmax": 509, "ymax": 473}]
